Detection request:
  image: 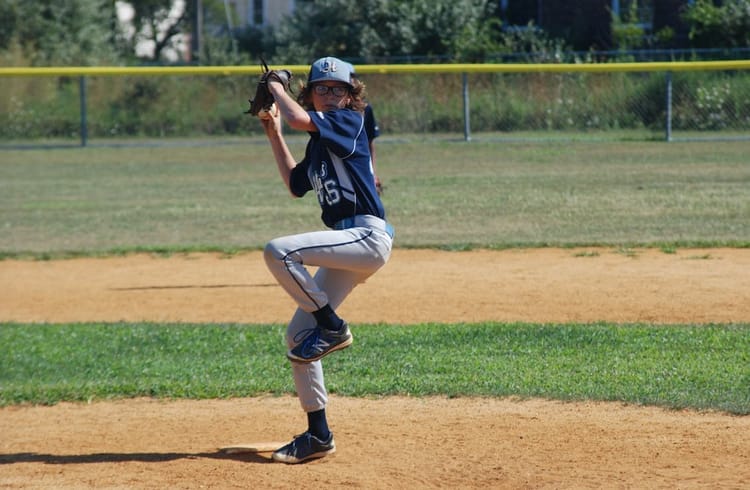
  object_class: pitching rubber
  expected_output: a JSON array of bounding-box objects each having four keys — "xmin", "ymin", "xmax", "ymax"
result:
[{"xmin": 219, "ymin": 442, "xmax": 284, "ymax": 454}]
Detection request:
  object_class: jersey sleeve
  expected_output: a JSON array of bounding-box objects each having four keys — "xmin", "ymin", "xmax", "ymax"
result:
[
  {"xmin": 308, "ymin": 110, "xmax": 365, "ymax": 159},
  {"xmin": 289, "ymin": 155, "xmax": 313, "ymax": 197}
]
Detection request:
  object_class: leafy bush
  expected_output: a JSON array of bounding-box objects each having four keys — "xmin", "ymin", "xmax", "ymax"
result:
[
  {"xmin": 625, "ymin": 72, "xmax": 668, "ymax": 130},
  {"xmin": 2, "ymin": 69, "xmax": 750, "ymax": 139},
  {"xmin": 683, "ymin": 0, "xmax": 750, "ymax": 49},
  {"xmin": 673, "ymin": 71, "xmax": 750, "ymax": 130}
]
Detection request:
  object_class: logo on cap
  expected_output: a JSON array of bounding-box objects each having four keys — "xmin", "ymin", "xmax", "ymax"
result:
[{"xmin": 320, "ymin": 59, "xmax": 337, "ymax": 73}]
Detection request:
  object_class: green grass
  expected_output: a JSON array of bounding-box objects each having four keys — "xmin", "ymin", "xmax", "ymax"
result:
[
  {"xmin": 2, "ymin": 137, "xmax": 749, "ymax": 413},
  {"xmin": 1, "ymin": 322, "xmax": 748, "ymax": 414},
  {"xmin": 1, "ymin": 137, "xmax": 749, "ymax": 256}
]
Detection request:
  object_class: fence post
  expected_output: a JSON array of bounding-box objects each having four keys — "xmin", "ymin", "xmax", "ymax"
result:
[
  {"xmin": 462, "ymin": 72, "xmax": 471, "ymax": 142},
  {"xmin": 79, "ymin": 76, "xmax": 88, "ymax": 147},
  {"xmin": 665, "ymin": 71, "xmax": 672, "ymax": 142}
]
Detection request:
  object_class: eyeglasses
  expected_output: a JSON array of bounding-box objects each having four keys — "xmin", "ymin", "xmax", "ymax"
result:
[{"xmin": 312, "ymin": 85, "xmax": 349, "ymax": 97}]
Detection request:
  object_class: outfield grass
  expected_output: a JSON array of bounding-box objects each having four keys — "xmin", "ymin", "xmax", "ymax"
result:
[
  {"xmin": 1, "ymin": 136, "xmax": 749, "ymax": 256},
  {"xmin": 1, "ymin": 322, "xmax": 748, "ymax": 413},
  {"xmin": 1, "ymin": 137, "xmax": 748, "ymax": 412}
]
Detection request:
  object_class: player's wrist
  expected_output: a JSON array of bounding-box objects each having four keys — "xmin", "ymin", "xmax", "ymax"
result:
[{"xmin": 267, "ymin": 81, "xmax": 287, "ymax": 95}]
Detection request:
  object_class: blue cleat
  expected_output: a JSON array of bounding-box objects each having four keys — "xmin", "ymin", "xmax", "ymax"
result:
[
  {"xmin": 287, "ymin": 323, "xmax": 353, "ymax": 363},
  {"xmin": 272, "ymin": 431, "xmax": 336, "ymax": 464}
]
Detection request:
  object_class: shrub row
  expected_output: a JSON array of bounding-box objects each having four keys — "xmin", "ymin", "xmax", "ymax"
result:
[{"xmin": 2, "ymin": 71, "xmax": 750, "ymax": 139}]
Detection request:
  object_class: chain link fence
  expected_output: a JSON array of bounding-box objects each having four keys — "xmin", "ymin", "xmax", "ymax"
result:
[
  {"xmin": 1, "ymin": 63, "xmax": 749, "ymax": 145},
  {"xmin": 371, "ymin": 69, "xmax": 750, "ymax": 141}
]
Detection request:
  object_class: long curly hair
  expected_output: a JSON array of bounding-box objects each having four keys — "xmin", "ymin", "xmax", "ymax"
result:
[{"xmin": 296, "ymin": 78, "xmax": 368, "ymax": 113}]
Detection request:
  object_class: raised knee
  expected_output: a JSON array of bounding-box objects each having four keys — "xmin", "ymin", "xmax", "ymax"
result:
[{"xmin": 263, "ymin": 240, "xmax": 283, "ymax": 266}]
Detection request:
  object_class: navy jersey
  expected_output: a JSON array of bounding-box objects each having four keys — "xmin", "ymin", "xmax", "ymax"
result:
[{"xmin": 289, "ymin": 109, "xmax": 385, "ymax": 228}]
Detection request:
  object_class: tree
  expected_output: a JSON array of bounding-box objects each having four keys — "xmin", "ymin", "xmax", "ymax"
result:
[
  {"xmin": 271, "ymin": 0, "xmax": 405, "ymax": 63},
  {"xmin": 3, "ymin": 0, "xmax": 117, "ymax": 65},
  {"xmin": 683, "ymin": 0, "xmax": 750, "ymax": 48},
  {"xmin": 497, "ymin": 22, "xmax": 567, "ymax": 62},
  {"xmin": 652, "ymin": 0, "xmax": 690, "ymax": 48},
  {"xmin": 117, "ymin": 0, "xmax": 191, "ymax": 62},
  {"xmin": 611, "ymin": 0, "xmax": 646, "ymax": 51},
  {"xmin": 407, "ymin": 0, "xmax": 498, "ymax": 60},
  {"xmin": 0, "ymin": 1, "xmax": 19, "ymax": 50},
  {"xmin": 269, "ymin": 0, "xmax": 503, "ymax": 63}
]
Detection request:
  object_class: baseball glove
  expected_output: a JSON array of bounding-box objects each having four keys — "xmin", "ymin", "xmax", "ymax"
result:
[{"xmin": 245, "ymin": 58, "xmax": 292, "ymax": 116}]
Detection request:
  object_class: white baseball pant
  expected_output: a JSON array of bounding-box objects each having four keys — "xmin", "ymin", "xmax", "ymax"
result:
[{"xmin": 264, "ymin": 220, "xmax": 393, "ymax": 412}]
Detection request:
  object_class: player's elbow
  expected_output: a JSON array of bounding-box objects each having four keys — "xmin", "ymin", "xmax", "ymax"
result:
[
  {"xmin": 283, "ymin": 110, "xmax": 316, "ymax": 132},
  {"xmin": 286, "ymin": 118, "xmax": 316, "ymax": 132}
]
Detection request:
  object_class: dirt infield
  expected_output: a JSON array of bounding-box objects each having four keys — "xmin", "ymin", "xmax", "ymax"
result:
[{"xmin": 1, "ymin": 248, "xmax": 749, "ymax": 489}]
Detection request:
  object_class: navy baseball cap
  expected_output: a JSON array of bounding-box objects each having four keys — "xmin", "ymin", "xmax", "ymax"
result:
[
  {"xmin": 344, "ymin": 61, "xmax": 357, "ymax": 77},
  {"xmin": 308, "ymin": 57, "xmax": 353, "ymax": 87}
]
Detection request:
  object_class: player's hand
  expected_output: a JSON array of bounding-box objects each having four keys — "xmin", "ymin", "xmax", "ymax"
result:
[
  {"xmin": 259, "ymin": 103, "xmax": 282, "ymax": 133},
  {"xmin": 375, "ymin": 175, "xmax": 383, "ymax": 196}
]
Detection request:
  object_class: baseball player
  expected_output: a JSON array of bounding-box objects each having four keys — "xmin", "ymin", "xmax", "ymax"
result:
[{"xmin": 257, "ymin": 56, "xmax": 394, "ymax": 464}]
